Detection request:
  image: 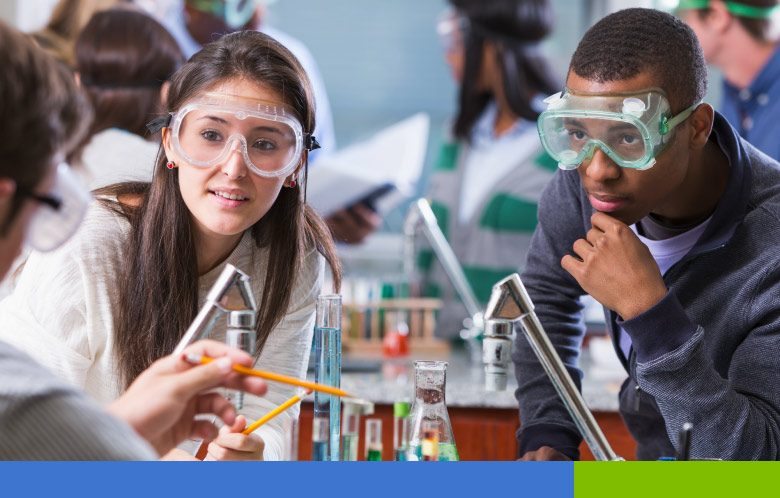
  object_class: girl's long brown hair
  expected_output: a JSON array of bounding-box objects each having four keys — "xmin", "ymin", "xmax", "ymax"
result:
[{"xmin": 96, "ymin": 31, "xmax": 341, "ymax": 388}]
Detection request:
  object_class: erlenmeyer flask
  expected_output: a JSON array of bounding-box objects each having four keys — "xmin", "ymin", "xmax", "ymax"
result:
[{"xmin": 407, "ymin": 360, "xmax": 459, "ymax": 461}]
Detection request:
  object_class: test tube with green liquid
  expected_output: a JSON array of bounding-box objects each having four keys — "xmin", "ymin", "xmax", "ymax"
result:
[
  {"xmin": 365, "ymin": 419, "xmax": 383, "ymax": 461},
  {"xmin": 393, "ymin": 401, "xmax": 410, "ymax": 461}
]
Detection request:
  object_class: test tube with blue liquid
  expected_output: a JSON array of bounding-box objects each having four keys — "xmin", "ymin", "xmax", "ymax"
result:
[{"xmin": 312, "ymin": 294, "xmax": 342, "ymax": 460}]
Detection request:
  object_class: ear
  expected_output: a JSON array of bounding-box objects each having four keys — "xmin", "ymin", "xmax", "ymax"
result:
[
  {"xmin": 284, "ymin": 151, "xmax": 307, "ymax": 187},
  {"xmin": 160, "ymin": 81, "xmax": 171, "ymax": 109},
  {"xmin": 161, "ymin": 127, "xmax": 174, "ymax": 158},
  {"xmin": 0, "ymin": 178, "xmax": 17, "ymax": 225},
  {"xmin": 0, "ymin": 178, "xmax": 16, "ymax": 199},
  {"xmin": 688, "ymin": 103, "xmax": 714, "ymax": 150},
  {"xmin": 707, "ymin": 0, "xmax": 734, "ymax": 33}
]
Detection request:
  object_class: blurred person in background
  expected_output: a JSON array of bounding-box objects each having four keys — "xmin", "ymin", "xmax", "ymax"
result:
[
  {"xmin": 419, "ymin": 0, "xmax": 560, "ymax": 338},
  {"xmin": 678, "ymin": 0, "xmax": 780, "ymax": 160},
  {"xmin": 74, "ymin": 7, "xmax": 185, "ymax": 189},
  {"xmin": 151, "ymin": 0, "xmax": 381, "ymax": 244},
  {"xmin": 29, "ymin": 0, "xmax": 120, "ymax": 68}
]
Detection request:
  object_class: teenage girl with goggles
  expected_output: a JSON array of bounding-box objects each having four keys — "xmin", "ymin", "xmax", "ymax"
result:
[{"xmin": 0, "ymin": 30, "xmax": 340, "ymax": 461}]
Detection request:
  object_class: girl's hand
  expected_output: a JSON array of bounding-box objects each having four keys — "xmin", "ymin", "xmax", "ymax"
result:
[{"xmin": 203, "ymin": 415, "xmax": 265, "ymax": 461}]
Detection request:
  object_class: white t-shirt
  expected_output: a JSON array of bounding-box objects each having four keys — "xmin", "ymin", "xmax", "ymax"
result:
[{"xmin": 0, "ymin": 201, "xmax": 325, "ymax": 460}]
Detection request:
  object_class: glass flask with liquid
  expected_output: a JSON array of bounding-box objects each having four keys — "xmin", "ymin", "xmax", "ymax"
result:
[
  {"xmin": 406, "ymin": 360, "xmax": 459, "ymax": 461},
  {"xmin": 312, "ymin": 294, "xmax": 342, "ymax": 461}
]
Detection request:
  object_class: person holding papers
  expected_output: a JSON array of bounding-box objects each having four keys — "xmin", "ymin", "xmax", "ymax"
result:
[{"xmin": 420, "ymin": 0, "xmax": 560, "ymax": 337}]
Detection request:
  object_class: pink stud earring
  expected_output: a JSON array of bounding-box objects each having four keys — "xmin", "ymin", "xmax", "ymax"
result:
[
  {"xmin": 166, "ymin": 161, "xmax": 175, "ymax": 169},
  {"xmin": 289, "ymin": 179, "xmax": 297, "ymax": 188}
]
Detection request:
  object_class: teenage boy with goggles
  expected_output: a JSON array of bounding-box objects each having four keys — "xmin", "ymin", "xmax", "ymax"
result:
[{"xmin": 515, "ymin": 8, "xmax": 780, "ymax": 461}]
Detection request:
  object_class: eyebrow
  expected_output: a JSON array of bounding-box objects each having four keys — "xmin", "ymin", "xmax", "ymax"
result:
[
  {"xmin": 197, "ymin": 116, "xmax": 285, "ymax": 135},
  {"xmin": 563, "ymin": 118, "xmax": 639, "ymax": 134}
]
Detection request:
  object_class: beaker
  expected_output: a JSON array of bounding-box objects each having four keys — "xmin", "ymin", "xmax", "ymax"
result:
[
  {"xmin": 312, "ymin": 294, "xmax": 342, "ymax": 461},
  {"xmin": 406, "ymin": 360, "xmax": 459, "ymax": 461}
]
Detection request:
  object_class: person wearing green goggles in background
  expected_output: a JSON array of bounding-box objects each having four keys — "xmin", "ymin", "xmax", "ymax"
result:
[
  {"xmin": 515, "ymin": 8, "xmax": 780, "ymax": 461},
  {"xmin": 676, "ymin": 0, "xmax": 780, "ymax": 161},
  {"xmin": 188, "ymin": 0, "xmax": 260, "ymax": 29}
]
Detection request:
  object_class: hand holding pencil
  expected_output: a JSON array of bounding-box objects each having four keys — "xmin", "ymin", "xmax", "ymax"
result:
[
  {"xmin": 196, "ymin": 389, "xmax": 312, "ymax": 461},
  {"xmin": 183, "ymin": 354, "xmax": 357, "ymax": 398}
]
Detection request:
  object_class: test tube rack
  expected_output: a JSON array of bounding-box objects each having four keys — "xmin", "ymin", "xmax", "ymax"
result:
[{"xmin": 341, "ymin": 297, "xmax": 450, "ymax": 355}]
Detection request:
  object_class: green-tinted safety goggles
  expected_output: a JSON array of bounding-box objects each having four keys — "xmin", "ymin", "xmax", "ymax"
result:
[{"xmin": 537, "ymin": 87, "xmax": 696, "ymax": 171}]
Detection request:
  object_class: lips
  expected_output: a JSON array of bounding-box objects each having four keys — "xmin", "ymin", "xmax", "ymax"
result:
[
  {"xmin": 211, "ymin": 189, "xmax": 248, "ymax": 201},
  {"xmin": 208, "ymin": 187, "xmax": 250, "ymax": 207},
  {"xmin": 588, "ymin": 192, "xmax": 628, "ymax": 212}
]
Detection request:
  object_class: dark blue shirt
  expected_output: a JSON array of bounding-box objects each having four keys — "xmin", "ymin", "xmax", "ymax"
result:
[{"xmin": 721, "ymin": 43, "xmax": 780, "ymax": 161}]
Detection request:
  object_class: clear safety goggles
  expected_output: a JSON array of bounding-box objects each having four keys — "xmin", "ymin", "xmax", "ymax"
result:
[
  {"xmin": 537, "ymin": 87, "xmax": 696, "ymax": 171},
  {"xmin": 167, "ymin": 93, "xmax": 317, "ymax": 179},
  {"xmin": 436, "ymin": 8, "xmax": 468, "ymax": 54},
  {"xmin": 23, "ymin": 163, "xmax": 92, "ymax": 252}
]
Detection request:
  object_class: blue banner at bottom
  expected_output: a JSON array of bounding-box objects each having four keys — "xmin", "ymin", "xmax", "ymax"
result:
[{"xmin": 2, "ymin": 461, "xmax": 574, "ymax": 498}]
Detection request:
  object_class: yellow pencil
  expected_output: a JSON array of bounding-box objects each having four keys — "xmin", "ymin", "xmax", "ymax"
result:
[
  {"xmin": 184, "ymin": 354, "xmax": 356, "ymax": 399},
  {"xmin": 242, "ymin": 390, "xmax": 311, "ymax": 435}
]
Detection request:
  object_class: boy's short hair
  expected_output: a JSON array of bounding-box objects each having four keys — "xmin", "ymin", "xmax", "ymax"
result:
[{"xmin": 569, "ymin": 8, "xmax": 707, "ymax": 112}]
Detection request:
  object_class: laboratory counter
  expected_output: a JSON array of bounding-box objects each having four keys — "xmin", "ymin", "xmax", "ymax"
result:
[{"xmin": 299, "ymin": 341, "xmax": 637, "ymax": 461}]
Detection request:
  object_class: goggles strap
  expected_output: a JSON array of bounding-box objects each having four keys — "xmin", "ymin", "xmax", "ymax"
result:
[
  {"xmin": 146, "ymin": 114, "xmax": 172, "ymax": 134},
  {"xmin": 305, "ymin": 134, "xmax": 321, "ymax": 151},
  {"xmin": 661, "ymin": 105, "xmax": 696, "ymax": 135}
]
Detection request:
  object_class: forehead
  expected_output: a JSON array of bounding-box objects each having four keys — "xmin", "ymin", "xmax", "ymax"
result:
[
  {"xmin": 566, "ymin": 70, "xmax": 663, "ymax": 96},
  {"xmin": 202, "ymin": 78, "xmax": 284, "ymax": 106}
]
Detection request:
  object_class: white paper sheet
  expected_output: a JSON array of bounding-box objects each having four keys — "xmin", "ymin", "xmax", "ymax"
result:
[{"xmin": 306, "ymin": 113, "xmax": 429, "ymax": 216}]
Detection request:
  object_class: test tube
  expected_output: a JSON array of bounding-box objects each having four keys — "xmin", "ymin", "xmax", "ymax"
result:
[
  {"xmin": 282, "ymin": 417, "xmax": 299, "ymax": 461},
  {"xmin": 341, "ymin": 405, "xmax": 360, "ymax": 461},
  {"xmin": 365, "ymin": 419, "xmax": 383, "ymax": 461},
  {"xmin": 312, "ymin": 416, "xmax": 329, "ymax": 461},
  {"xmin": 421, "ymin": 420, "xmax": 439, "ymax": 461},
  {"xmin": 341, "ymin": 398, "xmax": 375, "ymax": 461},
  {"xmin": 225, "ymin": 310, "xmax": 256, "ymax": 410},
  {"xmin": 393, "ymin": 401, "xmax": 410, "ymax": 461},
  {"xmin": 313, "ymin": 294, "xmax": 342, "ymax": 461}
]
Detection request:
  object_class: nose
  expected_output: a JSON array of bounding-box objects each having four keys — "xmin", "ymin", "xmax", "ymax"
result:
[
  {"xmin": 580, "ymin": 146, "xmax": 621, "ymax": 183},
  {"xmin": 221, "ymin": 138, "xmax": 248, "ymax": 180}
]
